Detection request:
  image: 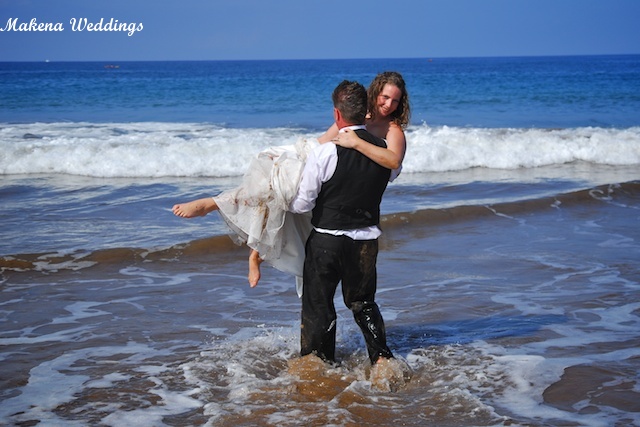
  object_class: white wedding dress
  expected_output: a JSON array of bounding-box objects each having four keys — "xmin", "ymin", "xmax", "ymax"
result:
[{"xmin": 213, "ymin": 138, "xmax": 318, "ymax": 297}]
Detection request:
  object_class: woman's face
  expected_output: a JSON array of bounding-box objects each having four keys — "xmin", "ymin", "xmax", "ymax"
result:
[{"xmin": 376, "ymin": 83, "xmax": 402, "ymax": 118}]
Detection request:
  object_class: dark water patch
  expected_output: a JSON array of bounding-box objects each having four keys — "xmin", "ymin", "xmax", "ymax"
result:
[
  {"xmin": 388, "ymin": 314, "xmax": 569, "ymax": 351},
  {"xmin": 382, "ymin": 181, "xmax": 640, "ymax": 232}
]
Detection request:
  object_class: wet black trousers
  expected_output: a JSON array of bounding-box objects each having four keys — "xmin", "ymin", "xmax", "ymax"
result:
[{"xmin": 300, "ymin": 230, "xmax": 393, "ymax": 364}]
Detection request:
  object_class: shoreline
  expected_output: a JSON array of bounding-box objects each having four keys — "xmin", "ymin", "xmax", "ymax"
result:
[{"xmin": 2, "ymin": 179, "xmax": 638, "ymax": 273}]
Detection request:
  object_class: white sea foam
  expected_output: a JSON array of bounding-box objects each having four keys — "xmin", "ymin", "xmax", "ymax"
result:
[
  {"xmin": 1, "ymin": 122, "xmax": 639, "ymax": 177},
  {"xmin": 403, "ymin": 125, "xmax": 640, "ymax": 172},
  {"xmin": 0, "ymin": 342, "xmax": 192, "ymax": 426}
]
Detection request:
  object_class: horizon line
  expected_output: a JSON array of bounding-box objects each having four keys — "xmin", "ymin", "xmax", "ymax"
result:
[{"xmin": 2, "ymin": 52, "xmax": 640, "ymax": 63}]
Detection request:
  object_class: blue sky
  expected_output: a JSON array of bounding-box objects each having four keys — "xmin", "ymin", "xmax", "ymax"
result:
[{"xmin": 1, "ymin": 0, "xmax": 639, "ymax": 61}]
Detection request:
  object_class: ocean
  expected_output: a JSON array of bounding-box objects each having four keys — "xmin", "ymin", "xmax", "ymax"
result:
[{"xmin": 1, "ymin": 56, "xmax": 639, "ymax": 426}]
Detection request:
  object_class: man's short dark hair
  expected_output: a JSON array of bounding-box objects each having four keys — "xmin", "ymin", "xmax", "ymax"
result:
[{"xmin": 332, "ymin": 80, "xmax": 367, "ymax": 124}]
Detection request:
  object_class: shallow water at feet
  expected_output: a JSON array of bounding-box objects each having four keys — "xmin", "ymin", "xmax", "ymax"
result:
[{"xmin": 1, "ymin": 172, "xmax": 639, "ymax": 426}]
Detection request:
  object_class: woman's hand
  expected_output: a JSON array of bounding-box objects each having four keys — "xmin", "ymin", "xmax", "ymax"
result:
[{"xmin": 333, "ymin": 128, "xmax": 361, "ymax": 149}]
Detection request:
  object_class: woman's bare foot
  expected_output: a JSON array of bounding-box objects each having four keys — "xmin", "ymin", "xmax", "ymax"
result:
[
  {"xmin": 172, "ymin": 198, "xmax": 218, "ymax": 218},
  {"xmin": 248, "ymin": 250, "xmax": 263, "ymax": 287}
]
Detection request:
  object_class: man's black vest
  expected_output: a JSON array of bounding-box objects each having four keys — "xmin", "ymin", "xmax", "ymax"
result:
[{"xmin": 311, "ymin": 129, "xmax": 391, "ymax": 229}]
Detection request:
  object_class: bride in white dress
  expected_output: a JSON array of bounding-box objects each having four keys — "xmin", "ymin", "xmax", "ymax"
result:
[{"xmin": 172, "ymin": 72, "xmax": 411, "ymax": 295}]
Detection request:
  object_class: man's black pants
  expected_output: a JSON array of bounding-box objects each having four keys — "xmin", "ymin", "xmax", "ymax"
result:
[{"xmin": 300, "ymin": 230, "xmax": 393, "ymax": 364}]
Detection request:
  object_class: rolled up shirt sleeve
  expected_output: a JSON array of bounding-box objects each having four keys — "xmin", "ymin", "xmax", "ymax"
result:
[{"xmin": 289, "ymin": 142, "xmax": 338, "ymax": 214}]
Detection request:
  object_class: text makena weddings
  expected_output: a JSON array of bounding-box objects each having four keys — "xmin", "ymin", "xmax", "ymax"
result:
[{"xmin": 0, "ymin": 18, "xmax": 143, "ymax": 36}]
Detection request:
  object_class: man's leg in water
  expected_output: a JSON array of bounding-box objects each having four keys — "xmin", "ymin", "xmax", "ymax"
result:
[
  {"xmin": 300, "ymin": 231, "xmax": 342, "ymax": 363},
  {"xmin": 342, "ymin": 238, "xmax": 394, "ymax": 365}
]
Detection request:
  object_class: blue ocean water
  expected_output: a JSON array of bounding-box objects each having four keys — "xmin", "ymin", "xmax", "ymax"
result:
[{"xmin": 1, "ymin": 55, "xmax": 639, "ymax": 128}]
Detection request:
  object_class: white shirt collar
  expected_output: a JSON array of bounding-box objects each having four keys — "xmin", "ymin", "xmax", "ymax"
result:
[{"xmin": 338, "ymin": 125, "xmax": 366, "ymax": 133}]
